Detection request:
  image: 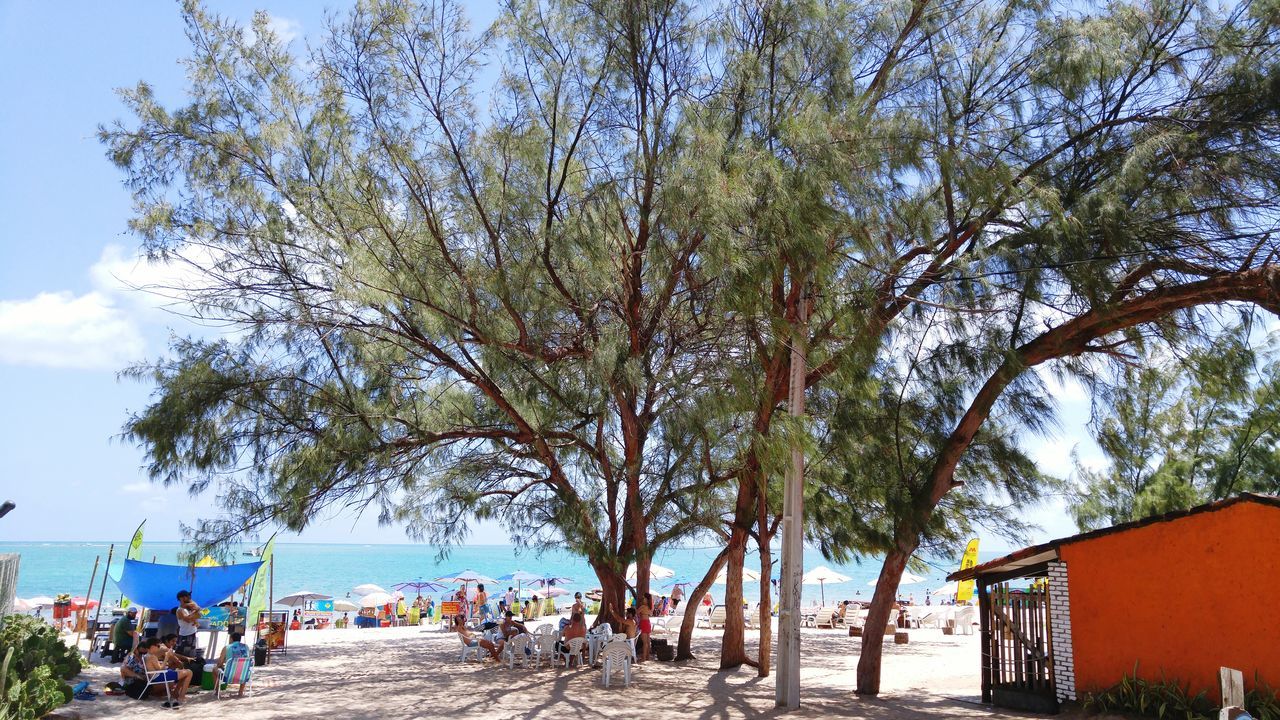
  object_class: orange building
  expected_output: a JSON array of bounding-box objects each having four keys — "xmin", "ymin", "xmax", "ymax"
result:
[{"xmin": 949, "ymin": 494, "xmax": 1280, "ymax": 713}]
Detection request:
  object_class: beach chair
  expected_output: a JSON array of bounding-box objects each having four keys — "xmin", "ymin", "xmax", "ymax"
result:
[
  {"xmin": 503, "ymin": 633, "xmax": 533, "ymax": 669},
  {"xmin": 953, "ymin": 605, "xmax": 976, "ymax": 635},
  {"xmin": 561, "ymin": 636, "xmax": 588, "ymax": 668},
  {"xmin": 136, "ymin": 668, "xmax": 175, "ymax": 706},
  {"xmin": 215, "ymin": 657, "xmax": 253, "ymax": 699},
  {"xmin": 702, "ymin": 605, "xmax": 728, "ymax": 629},
  {"xmin": 651, "ymin": 603, "xmax": 687, "ymax": 636},
  {"xmin": 530, "ymin": 632, "xmax": 558, "ymax": 669},
  {"xmin": 599, "ymin": 639, "xmax": 633, "ymax": 688},
  {"xmin": 814, "ymin": 608, "xmax": 837, "ymax": 629}
]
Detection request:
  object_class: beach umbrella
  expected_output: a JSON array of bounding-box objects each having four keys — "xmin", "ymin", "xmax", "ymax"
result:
[
  {"xmin": 663, "ymin": 577, "xmax": 692, "ymax": 589},
  {"xmin": 931, "ymin": 582, "xmax": 959, "ymax": 597},
  {"xmin": 803, "ymin": 567, "xmax": 852, "ymax": 605},
  {"xmin": 864, "ymin": 571, "xmax": 927, "ymax": 587},
  {"xmin": 352, "ymin": 583, "xmax": 387, "ymax": 596},
  {"xmin": 626, "ymin": 562, "xmax": 674, "ymax": 581},
  {"xmin": 714, "ymin": 567, "xmax": 762, "ymax": 584},
  {"xmin": 359, "ymin": 592, "xmax": 395, "ymax": 608},
  {"xmin": 542, "ymin": 587, "xmax": 570, "ymax": 598},
  {"xmin": 26, "ymin": 596, "xmax": 56, "ymax": 607},
  {"xmin": 276, "ymin": 590, "xmax": 333, "ymax": 608},
  {"xmin": 69, "ymin": 597, "xmax": 99, "ymax": 611},
  {"xmin": 496, "ymin": 570, "xmax": 543, "ymax": 598},
  {"xmin": 530, "ymin": 575, "xmax": 572, "ymax": 588},
  {"xmin": 332, "ymin": 599, "xmax": 360, "ymax": 613},
  {"xmin": 436, "ymin": 570, "xmax": 498, "ymax": 585},
  {"xmin": 392, "ymin": 580, "xmax": 447, "ymax": 595},
  {"xmin": 13, "ymin": 598, "xmax": 36, "ymax": 612},
  {"xmin": 585, "ymin": 588, "xmax": 603, "ymax": 601}
]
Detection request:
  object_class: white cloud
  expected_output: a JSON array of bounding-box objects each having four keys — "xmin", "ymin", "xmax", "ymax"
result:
[
  {"xmin": 0, "ymin": 290, "xmax": 145, "ymax": 370},
  {"xmin": 0, "ymin": 243, "xmax": 215, "ymax": 371},
  {"xmin": 122, "ymin": 481, "xmax": 152, "ymax": 494},
  {"xmin": 267, "ymin": 15, "xmax": 302, "ymax": 45}
]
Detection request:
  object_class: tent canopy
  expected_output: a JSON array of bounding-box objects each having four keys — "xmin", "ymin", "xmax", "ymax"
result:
[{"xmin": 114, "ymin": 559, "xmax": 262, "ymax": 610}]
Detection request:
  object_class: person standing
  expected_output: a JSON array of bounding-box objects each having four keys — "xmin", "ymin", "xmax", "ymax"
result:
[
  {"xmin": 475, "ymin": 584, "xmax": 489, "ymax": 620},
  {"xmin": 670, "ymin": 584, "xmax": 684, "ymax": 610},
  {"xmin": 504, "ymin": 587, "xmax": 516, "ymax": 609},
  {"xmin": 636, "ymin": 592, "xmax": 654, "ymax": 662},
  {"xmin": 174, "ymin": 590, "xmax": 201, "ymax": 656}
]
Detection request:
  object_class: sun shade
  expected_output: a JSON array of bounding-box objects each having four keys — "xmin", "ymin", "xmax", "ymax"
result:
[{"xmin": 114, "ymin": 559, "xmax": 262, "ymax": 609}]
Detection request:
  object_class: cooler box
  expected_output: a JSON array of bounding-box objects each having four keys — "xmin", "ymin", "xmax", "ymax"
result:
[{"xmin": 201, "ymin": 664, "xmax": 216, "ymax": 691}]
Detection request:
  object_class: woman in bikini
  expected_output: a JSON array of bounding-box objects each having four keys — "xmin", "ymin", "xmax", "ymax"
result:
[{"xmin": 636, "ymin": 592, "xmax": 654, "ymax": 661}]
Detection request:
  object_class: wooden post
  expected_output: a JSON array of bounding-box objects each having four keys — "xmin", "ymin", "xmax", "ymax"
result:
[
  {"xmin": 978, "ymin": 579, "xmax": 992, "ymax": 703},
  {"xmin": 776, "ymin": 290, "xmax": 807, "ymax": 710},
  {"xmin": 92, "ymin": 544, "xmax": 115, "ymax": 630},
  {"xmin": 72, "ymin": 555, "xmax": 100, "ymax": 649}
]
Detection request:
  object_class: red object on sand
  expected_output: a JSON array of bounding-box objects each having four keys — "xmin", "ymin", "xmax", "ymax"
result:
[{"xmin": 69, "ymin": 597, "xmax": 99, "ymax": 610}]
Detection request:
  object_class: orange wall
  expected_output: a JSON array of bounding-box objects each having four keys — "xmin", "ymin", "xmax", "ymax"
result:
[{"xmin": 1060, "ymin": 502, "xmax": 1280, "ymax": 698}]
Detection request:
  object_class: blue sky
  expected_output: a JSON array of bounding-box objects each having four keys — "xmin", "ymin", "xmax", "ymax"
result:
[{"xmin": 0, "ymin": 1, "xmax": 1088, "ymax": 550}]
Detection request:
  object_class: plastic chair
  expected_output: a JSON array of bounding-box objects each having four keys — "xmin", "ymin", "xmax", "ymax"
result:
[
  {"xmin": 600, "ymin": 640, "xmax": 633, "ymax": 688},
  {"xmin": 561, "ymin": 636, "xmax": 588, "ymax": 668},
  {"xmin": 530, "ymin": 632, "xmax": 558, "ymax": 669},
  {"xmin": 503, "ymin": 633, "xmax": 532, "ymax": 669}
]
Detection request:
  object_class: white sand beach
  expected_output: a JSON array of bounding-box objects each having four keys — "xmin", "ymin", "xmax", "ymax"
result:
[{"xmin": 65, "ymin": 623, "xmax": 1018, "ymax": 720}]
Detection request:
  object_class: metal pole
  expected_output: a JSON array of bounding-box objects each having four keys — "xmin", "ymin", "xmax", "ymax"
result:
[
  {"xmin": 776, "ymin": 290, "xmax": 807, "ymax": 710},
  {"xmin": 72, "ymin": 555, "xmax": 100, "ymax": 649},
  {"xmin": 92, "ymin": 544, "xmax": 115, "ymax": 630},
  {"xmin": 268, "ymin": 555, "xmax": 274, "ymax": 661}
]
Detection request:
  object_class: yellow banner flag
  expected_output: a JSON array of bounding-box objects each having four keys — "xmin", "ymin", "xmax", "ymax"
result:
[
  {"xmin": 120, "ymin": 521, "xmax": 146, "ymax": 609},
  {"xmin": 956, "ymin": 538, "xmax": 980, "ymax": 603},
  {"xmin": 245, "ymin": 535, "xmax": 276, "ymax": 629}
]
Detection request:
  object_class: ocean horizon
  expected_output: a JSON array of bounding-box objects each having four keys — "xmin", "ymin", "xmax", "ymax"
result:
[{"xmin": 0, "ymin": 540, "xmax": 1006, "ymax": 608}]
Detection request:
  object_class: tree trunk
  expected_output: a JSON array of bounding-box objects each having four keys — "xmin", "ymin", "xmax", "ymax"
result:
[
  {"xmin": 756, "ymin": 535, "xmax": 774, "ymax": 677},
  {"xmin": 855, "ymin": 543, "xmax": 915, "ymax": 695},
  {"xmin": 719, "ymin": 524, "xmax": 755, "ymax": 669},
  {"xmin": 677, "ymin": 545, "xmax": 731, "ymax": 660},
  {"xmin": 592, "ymin": 561, "xmax": 630, "ymax": 628}
]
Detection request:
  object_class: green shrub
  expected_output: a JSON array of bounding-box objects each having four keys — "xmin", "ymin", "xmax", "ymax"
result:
[
  {"xmin": 0, "ymin": 615, "xmax": 81, "ymax": 681},
  {"xmin": 1083, "ymin": 669, "xmax": 1215, "ymax": 720},
  {"xmin": 1246, "ymin": 676, "xmax": 1280, "ymax": 720},
  {"xmin": 1085, "ymin": 668, "xmax": 1280, "ymax": 720},
  {"xmin": 0, "ymin": 615, "xmax": 79, "ymax": 720}
]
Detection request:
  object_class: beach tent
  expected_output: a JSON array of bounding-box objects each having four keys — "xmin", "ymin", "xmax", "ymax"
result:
[{"xmin": 114, "ymin": 558, "xmax": 262, "ymax": 609}]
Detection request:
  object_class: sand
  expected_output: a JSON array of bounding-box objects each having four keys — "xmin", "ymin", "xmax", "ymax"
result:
[{"xmin": 66, "ymin": 622, "xmax": 1028, "ymax": 719}]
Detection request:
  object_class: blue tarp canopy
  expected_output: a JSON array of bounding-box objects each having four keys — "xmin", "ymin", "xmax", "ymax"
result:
[{"xmin": 114, "ymin": 559, "xmax": 262, "ymax": 610}]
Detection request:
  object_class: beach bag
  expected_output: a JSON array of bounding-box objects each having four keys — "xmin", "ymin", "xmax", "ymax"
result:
[{"xmin": 123, "ymin": 678, "xmax": 148, "ymax": 699}]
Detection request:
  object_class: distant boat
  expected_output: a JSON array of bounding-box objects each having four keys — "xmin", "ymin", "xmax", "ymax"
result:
[{"xmin": 242, "ymin": 546, "xmax": 264, "ymax": 557}]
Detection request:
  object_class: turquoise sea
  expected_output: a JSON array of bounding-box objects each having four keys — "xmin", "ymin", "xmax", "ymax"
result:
[{"xmin": 0, "ymin": 542, "xmax": 998, "ymax": 609}]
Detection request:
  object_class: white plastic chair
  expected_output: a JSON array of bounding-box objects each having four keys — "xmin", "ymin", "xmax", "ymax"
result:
[
  {"xmin": 587, "ymin": 625, "xmax": 613, "ymax": 666},
  {"xmin": 953, "ymin": 605, "xmax": 976, "ymax": 635},
  {"xmin": 561, "ymin": 636, "xmax": 588, "ymax": 668},
  {"xmin": 600, "ymin": 639, "xmax": 633, "ymax": 688},
  {"xmin": 504, "ymin": 633, "xmax": 532, "ymax": 669},
  {"xmin": 530, "ymin": 632, "xmax": 558, "ymax": 669},
  {"xmin": 459, "ymin": 638, "xmax": 485, "ymax": 662}
]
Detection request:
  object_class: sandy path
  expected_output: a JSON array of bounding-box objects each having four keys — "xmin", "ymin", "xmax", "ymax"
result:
[{"xmin": 67, "ymin": 622, "xmax": 1028, "ymax": 719}]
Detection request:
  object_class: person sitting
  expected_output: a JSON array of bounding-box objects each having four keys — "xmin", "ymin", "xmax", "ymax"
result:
[
  {"xmin": 425, "ymin": 597, "xmax": 435, "ymax": 620},
  {"xmin": 452, "ymin": 614, "xmax": 503, "ymax": 660},
  {"xmin": 500, "ymin": 610, "xmax": 527, "ymax": 639},
  {"xmin": 607, "ymin": 606, "xmax": 639, "ymax": 641},
  {"xmin": 556, "ymin": 610, "xmax": 588, "ymax": 663},
  {"xmin": 521, "ymin": 600, "xmax": 534, "ymax": 620},
  {"xmin": 214, "ymin": 631, "xmax": 252, "ymax": 697},
  {"xmin": 159, "ymin": 634, "xmax": 194, "ymax": 670},
  {"xmin": 119, "ymin": 641, "xmax": 153, "ymax": 700},
  {"xmin": 144, "ymin": 638, "xmax": 192, "ymax": 706},
  {"xmin": 110, "ymin": 607, "xmax": 138, "ymax": 662}
]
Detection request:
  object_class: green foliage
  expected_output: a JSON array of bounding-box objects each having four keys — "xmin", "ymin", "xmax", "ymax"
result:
[
  {"xmin": 0, "ymin": 617, "xmax": 77, "ymax": 720},
  {"xmin": 1084, "ymin": 671, "xmax": 1215, "ymax": 720},
  {"xmin": 1073, "ymin": 326, "xmax": 1280, "ymax": 530},
  {"xmin": 1084, "ymin": 670, "xmax": 1280, "ymax": 720}
]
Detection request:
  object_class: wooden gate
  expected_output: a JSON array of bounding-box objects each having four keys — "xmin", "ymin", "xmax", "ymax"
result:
[{"xmin": 981, "ymin": 581, "xmax": 1057, "ymax": 713}]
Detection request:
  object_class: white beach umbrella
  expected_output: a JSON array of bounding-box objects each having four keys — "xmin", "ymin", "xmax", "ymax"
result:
[
  {"xmin": 436, "ymin": 570, "xmax": 498, "ymax": 585},
  {"xmin": 352, "ymin": 583, "xmax": 387, "ymax": 596},
  {"xmin": 803, "ymin": 566, "xmax": 853, "ymax": 606},
  {"xmin": 713, "ymin": 567, "xmax": 762, "ymax": 584},
  {"xmin": 865, "ymin": 571, "xmax": 927, "ymax": 587},
  {"xmin": 13, "ymin": 598, "xmax": 36, "ymax": 612},
  {"xmin": 27, "ymin": 596, "xmax": 56, "ymax": 607},
  {"xmin": 626, "ymin": 562, "xmax": 675, "ymax": 581},
  {"xmin": 359, "ymin": 592, "xmax": 395, "ymax": 608},
  {"xmin": 332, "ymin": 599, "xmax": 360, "ymax": 613},
  {"xmin": 276, "ymin": 590, "xmax": 333, "ymax": 607},
  {"xmin": 931, "ymin": 582, "xmax": 959, "ymax": 597}
]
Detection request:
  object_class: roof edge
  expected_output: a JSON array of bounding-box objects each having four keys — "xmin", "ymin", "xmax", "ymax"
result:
[{"xmin": 947, "ymin": 493, "xmax": 1280, "ymax": 582}]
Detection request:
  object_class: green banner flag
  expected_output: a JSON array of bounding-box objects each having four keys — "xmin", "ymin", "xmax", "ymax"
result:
[
  {"xmin": 245, "ymin": 535, "xmax": 276, "ymax": 629},
  {"xmin": 119, "ymin": 521, "xmax": 146, "ymax": 609}
]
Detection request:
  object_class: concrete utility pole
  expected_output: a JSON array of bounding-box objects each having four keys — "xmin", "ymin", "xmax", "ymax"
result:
[{"xmin": 776, "ymin": 290, "xmax": 807, "ymax": 710}]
